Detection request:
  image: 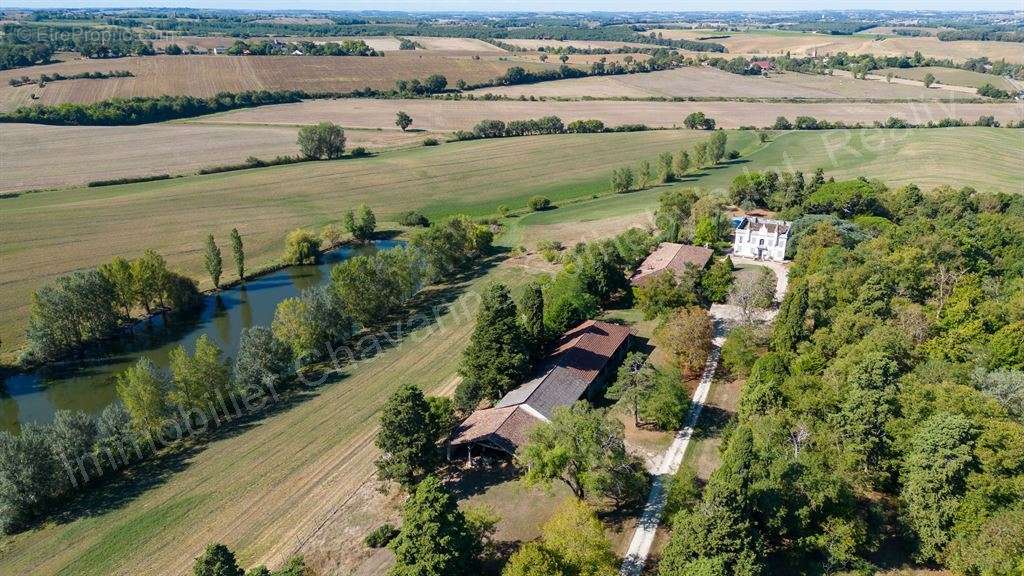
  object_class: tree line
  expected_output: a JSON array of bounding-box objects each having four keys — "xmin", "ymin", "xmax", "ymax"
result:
[
  {"xmin": 658, "ymin": 184, "xmax": 1024, "ymax": 575},
  {"xmin": 450, "ymin": 115, "xmax": 648, "ymax": 142},
  {"xmin": 7, "ymin": 69, "xmax": 133, "ymax": 87},
  {"xmin": 0, "ymin": 90, "xmax": 306, "ymax": 125},
  {"xmin": 275, "ymin": 209, "xmax": 492, "ymax": 362},
  {"xmin": 25, "ymin": 250, "xmax": 202, "ymax": 363},
  {"xmin": 0, "ymin": 42, "xmax": 53, "ymax": 70},
  {"xmin": 753, "ymin": 114, "xmax": 1019, "ymax": 131},
  {"xmin": 768, "ymin": 49, "xmax": 1024, "ymax": 85},
  {"xmin": 0, "ymin": 23, "xmax": 154, "ymax": 65},
  {"xmin": 4, "ymin": 211, "xmax": 495, "ymax": 534},
  {"xmin": 221, "ymin": 38, "xmax": 380, "ymax": 56},
  {"xmin": 609, "ymin": 127, "xmax": 727, "ymax": 195}
]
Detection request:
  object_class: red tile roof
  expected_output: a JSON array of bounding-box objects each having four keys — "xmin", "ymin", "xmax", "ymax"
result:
[
  {"xmin": 449, "ymin": 320, "xmax": 631, "ymax": 454},
  {"xmin": 631, "ymin": 243, "xmax": 714, "ymax": 286}
]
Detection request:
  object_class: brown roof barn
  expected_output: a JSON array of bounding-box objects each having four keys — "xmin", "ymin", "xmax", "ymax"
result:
[
  {"xmin": 448, "ymin": 320, "xmax": 632, "ymax": 458},
  {"xmin": 630, "ymin": 242, "xmax": 714, "ymax": 286}
]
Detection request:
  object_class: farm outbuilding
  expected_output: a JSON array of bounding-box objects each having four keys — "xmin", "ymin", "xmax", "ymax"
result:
[
  {"xmin": 448, "ymin": 320, "xmax": 632, "ymax": 461},
  {"xmin": 630, "ymin": 242, "xmax": 714, "ymax": 286}
]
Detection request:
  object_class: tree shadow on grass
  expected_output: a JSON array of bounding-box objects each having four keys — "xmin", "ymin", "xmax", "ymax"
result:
[
  {"xmin": 444, "ymin": 459, "xmax": 522, "ymax": 501},
  {"xmin": 41, "ymin": 253, "xmax": 509, "ymax": 530},
  {"xmin": 691, "ymin": 405, "xmax": 733, "ymax": 441},
  {"xmin": 47, "ymin": 377, "xmax": 336, "ymax": 529}
]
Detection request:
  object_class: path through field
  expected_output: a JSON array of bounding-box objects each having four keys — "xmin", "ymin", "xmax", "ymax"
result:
[{"xmin": 619, "ymin": 258, "xmax": 789, "ymax": 575}]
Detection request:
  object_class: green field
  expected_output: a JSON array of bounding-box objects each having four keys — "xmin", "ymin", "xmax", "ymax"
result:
[
  {"xmin": 0, "ymin": 129, "xmax": 714, "ymax": 353},
  {"xmin": 876, "ymin": 66, "xmax": 1018, "ymax": 91},
  {"xmin": 504, "ymin": 127, "xmax": 1023, "ymax": 248},
  {"xmin": 2, "ymin": 126, "xmax": 1021, "ymax": 574},
  {"xmin": 3, "ymin": 128, "xmax": 1020, "ymax": 353}
]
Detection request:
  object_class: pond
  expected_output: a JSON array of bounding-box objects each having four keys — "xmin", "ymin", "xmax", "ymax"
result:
[{"xmin": 0, "ymin": 240, "xmax": 401, "ymax": 434}]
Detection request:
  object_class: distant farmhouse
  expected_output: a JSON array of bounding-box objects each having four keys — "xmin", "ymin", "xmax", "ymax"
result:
[
  {"xmin": 732, "ymin": 216, "xmax": 792, "ymax": 262},
  {"xmin": 448, "ymin": 320, "xmax": 631, "ymax": 460},
  {"xmin": 630, "ymin": 242, "xmax": 714, "ymax": 286}
]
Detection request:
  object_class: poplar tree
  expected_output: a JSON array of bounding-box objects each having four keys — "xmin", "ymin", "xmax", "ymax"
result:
[
  {"xmin": 229, "ymin": 228, "xmax": 244, "ymax": 281},
  {"xmin": 204, "ymin": 235, "xmax": 222, "ymax": 289},
  {"xmin": 519, "ymin": 281, "xmax": 545, "ymax": 360},
  {"xmin": 674, "ymin": 149, "xmax": 691, "ymax": 176}
]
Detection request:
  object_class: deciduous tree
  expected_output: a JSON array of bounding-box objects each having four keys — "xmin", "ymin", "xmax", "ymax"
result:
[
  {"xmin": 115, "ymin": 357, "xmax": 168, "ymax": 435},
  {"xmin": 233, "ymin": 326, "xmax": 293, "ymax": 393},
  {"xmin": 297, "ymin": 121, "xmax": 346, "ymax": 160},
  {"xmin": 204, "ymin": 235, "xmax": 222, "ymax": 289},
  {"xmin": 901, "ymin": 413, "xmax": 978, "ymax": 562},
  {"xmin": 395, "ymin": 110, "xmax": 413, "ymax": 131},
  {"xmin": 283, "ymin": 229, "xmax": 320, "ymax": 265},
  {"xmin": 655, "ymin": 307, "xmax": 712, "ymax": 375},
  {"xmin": 375, "ymin": 383, "xmax": 440, "ymax": 487},
  {"xmin": 229, "ymin": 228, "xmax": 244, "ymax": 281},
  {"xmin": 192, "ymin": 543, "xmax": 243, "ymax": 576},
  {"xmin": 520, "ymin": 402, "xmax": 646, "ymax": 504},
  {"xmin": 344, "ymin": 204, "xmax": 376, "ymax": 241}
]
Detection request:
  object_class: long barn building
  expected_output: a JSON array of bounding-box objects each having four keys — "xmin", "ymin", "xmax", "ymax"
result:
[{"xmin": 448, "ymin": 320, "xmax": 631, "ymax": 460}]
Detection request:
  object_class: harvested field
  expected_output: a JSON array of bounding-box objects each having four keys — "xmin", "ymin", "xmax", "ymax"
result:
[
  {"xmin": 0, "ymin": 123, "xmax": 426, "ymax": 192},
  {"xmin": 470, "ymin": 65, "xmax": 977, "ymax": 100},
  {"xmin": 149, "ymin": 36, "xmax": 506, "ymax": 53},
  {"xmin": 649, "ymin": 28, "xmax": 1024, "ymax": 63},
  {"xmin": 197, "ymin": 97, "xmax": 1024, "ymax": 131},
  {"xmin": 500, "ymin": 38, "xmax": 653, "ymax": 51},
  {"xmin": 0, "ymin": 54, "xmax": 556, "ymax": 111},
  {"xmin": 403, "ymin": 36, "xmax": 506, "ymax": 52},
  {"xmin": 874, "ymin": 66, "xmax": 1018, "ymax": 91}
]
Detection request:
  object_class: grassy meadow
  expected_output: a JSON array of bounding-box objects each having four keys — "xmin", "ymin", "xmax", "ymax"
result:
[
  {"xmin": 0, "ymin": 129, "xmax": 714, "ymax": 352},
  {"xmin": 502, "ymin": 127, "xmax": 1023, "ymax": 249},
  {"xmin": 3, "ymin": 127, "xmax": 1021, "ymax": 354},
  {"xmin": 1, "ymin": 126, "xmax": 1020, "ymax": 574}
]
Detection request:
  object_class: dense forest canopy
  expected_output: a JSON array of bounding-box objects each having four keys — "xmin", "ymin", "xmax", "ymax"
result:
[{"xmin": 660, "ymin": 184, "xmax": 1024, "ymax": 575}]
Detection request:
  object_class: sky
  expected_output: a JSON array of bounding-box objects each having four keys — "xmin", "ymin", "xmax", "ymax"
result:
[{"xmin": 5, "ymin": 1, "xmax": 1023, "ymax": 11}]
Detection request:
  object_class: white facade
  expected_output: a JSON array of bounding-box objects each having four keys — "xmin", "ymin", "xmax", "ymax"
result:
[{"xmin": 732, "ymin": 216, "xmax": 791, "ymax": 262}]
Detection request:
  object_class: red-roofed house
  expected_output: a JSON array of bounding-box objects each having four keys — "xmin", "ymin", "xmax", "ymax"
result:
[
  {"xmin": 630, "ymin": 242, "xmax": 714, "ymax": 286},
  {"xmin": 448, "ymin": 320, "xmax": 631, "ymax": 460}
]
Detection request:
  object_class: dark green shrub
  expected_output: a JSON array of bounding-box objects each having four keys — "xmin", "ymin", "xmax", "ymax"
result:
[
  {"xmin": 365, "ymin": 523, "xmax": 399, "ymax": 548},
  {"xmin": 528, "ymin": 196, "xmax": 552, "ymax": 211}
]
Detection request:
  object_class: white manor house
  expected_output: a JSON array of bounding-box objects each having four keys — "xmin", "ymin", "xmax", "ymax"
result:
[{"xmin": 732, "ymin": 216, "xmax": 792, "ymax": 262}]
